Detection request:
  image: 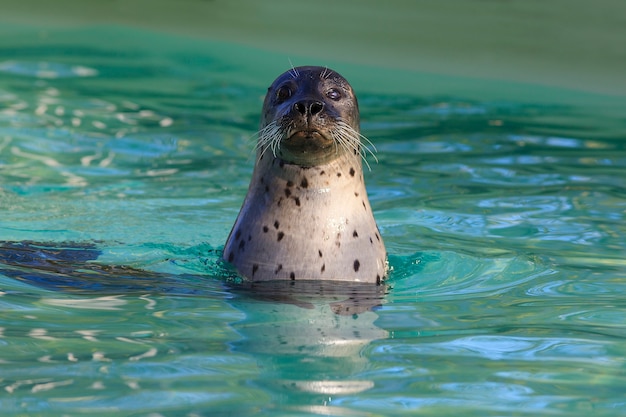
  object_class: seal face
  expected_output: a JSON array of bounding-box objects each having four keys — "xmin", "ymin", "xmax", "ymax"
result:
[{"xmin": 223, "ymin": 66, "xmax": 387, "ymax": 283}]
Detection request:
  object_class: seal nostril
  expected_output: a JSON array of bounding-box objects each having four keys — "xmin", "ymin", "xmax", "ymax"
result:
[
  {"xmin": 294, "ymin": 102, "xmax": 306, "ymax": 115},
  {"xmin": 294, "ymin": 100, "xmax": 324, "ymax": 116},
  {"xmin": 310, "ymin": 101, "xmax": 324, "ymax": 115}
]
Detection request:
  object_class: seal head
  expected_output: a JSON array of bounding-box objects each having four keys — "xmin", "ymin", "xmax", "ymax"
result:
[
  {"xmin": 259, "ymin": 66, "xmax": 360, "ymax": 166},
  {"xmin": 224, "ymin": 66, "xmax": 387, "ymax": 283}
]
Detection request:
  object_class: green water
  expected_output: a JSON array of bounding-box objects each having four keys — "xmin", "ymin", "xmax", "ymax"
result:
[{"xmin": 1, "ymin": 5, "xmax": 626, "ymax": 416}]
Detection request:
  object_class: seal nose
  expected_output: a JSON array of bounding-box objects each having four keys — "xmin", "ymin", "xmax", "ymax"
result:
[{"xmin": 294, "ymin": 100, "xmax": 324, "ymax": 116}]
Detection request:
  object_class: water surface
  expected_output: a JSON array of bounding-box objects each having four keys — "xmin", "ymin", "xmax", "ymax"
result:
[{"xmin": 1, "ymin": 7, "xmax": 626, "ymax": 417}]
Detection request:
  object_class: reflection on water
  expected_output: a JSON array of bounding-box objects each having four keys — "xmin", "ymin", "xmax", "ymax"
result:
[
  {"xmin": 230, "ymin": 281, "xmax": 388, "ymax": 400},
  {"xmin": 0, "ymin": 241, "xmax": 389, "ymax": 413}
]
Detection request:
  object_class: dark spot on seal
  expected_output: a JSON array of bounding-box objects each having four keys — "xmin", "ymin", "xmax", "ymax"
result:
[
  {"xmin": 275, "ymin": 264, "xmax": 283, "ymax": 274},
  {"xmin": 301, "ymin": 178, "xmax": 308, "ymax": 188},
  {"xmin": 375, "ymin": 233, "xmax": 380, "ymax": 241},
  {"xmin": 287, "ymin": 180, "xmax": 294, "ymax": 187},
  {"xmin": 353, "ymin": 230, "xmax": 358, "ymax": 238},
  {"xmin": 320, "ymin": 170, "xmax": 325, "ymax": 175},
  {"xmin": 349, "ymin": 167, "xmax": 355, "ymax": 177},
  {"xmin": 274, "ymin": 220, "xmax": 280, "ymax": 229},
  {"xmin": 335, "ymin": 241, "xmax": 341, "ymax": 248},
  {"xmin": 376, "ymin": 275, "xmax": 381, "ymax": 285},
  {"xmin": 228, "ymin": 252, "xmax": 234, "ymax": 263},
  {"xmin": 277, "ymin": 197, "xmax": 283, "ymax": 206},
  {"xmin": 238, "ymin": 240, "xmax": 245, "ymax": 251},
  {"xmin": 252, "ymin": 264, "xmax": 259, "ymax": 276},
  {"xmin": 354, "ymin": 259, "xmax": 360, "ymax": 272},
  {"xmin": 235, "ymin": 229, "xmax": 241, "ymax": 240},
  {"xmin": 263, "ymin": 226, "xmax": 269, "ymax": 233},
  {"xmin": 248, "ymin": 235, "xmax": 252, "ymax": 241},
  {"xmin": 285, "ymin": 188, "xmax": 291, "ymax": 197},
  {"xmin": 318, "ymin": 250, "xmax": 323, "ymax": 257},
  {"xmin": 290, "ymin": 272, "xmax": 295, "ymax": 280},
  {"xmin": 362, "ymin": 200, "xmax": 367, "ymax": 210},
  {"xmin": 321, "ymin": 264, "xmax": 325, "ymax": 273},
  {"xmin": 337, "ymin": 172, "xmax": 342, "ymax": 177},
  {"xmin": 277, "ymin": 231, "xmax": 285, "ymax": 241},
  {"xmin": 354, "ymin": 192, "xmax": 359, "ymax": 197},
  {"xmin": 294, "ymin": 197, "xmax": 301, "ymax": 206},
  {"xmin": 369, "ymin": 237, "xmax": 374, "ymax": 244}
]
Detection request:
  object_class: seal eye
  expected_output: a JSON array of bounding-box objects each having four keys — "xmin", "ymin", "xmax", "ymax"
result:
[
  {"xmin": 327, "ymin": 88, "xmax": 342, "ymax": 101},
  {"xmin": 276, "ymin": 85, "xmax": 292, "ymax": 103}
]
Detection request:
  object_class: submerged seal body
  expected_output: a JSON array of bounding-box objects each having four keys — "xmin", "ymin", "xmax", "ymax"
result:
[{"xmin": 223, "ymin": 66, "xmax": 386, "ymax": 283}]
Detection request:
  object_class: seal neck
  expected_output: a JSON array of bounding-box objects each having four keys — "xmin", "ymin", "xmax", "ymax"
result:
[{"xmin": 252, "ymin": 153, "xmax": 365, "ymax": 193}]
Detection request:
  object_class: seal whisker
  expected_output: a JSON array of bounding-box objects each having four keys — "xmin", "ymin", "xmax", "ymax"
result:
[
  {"xmin": 331, "ymin": 129, "xmax": 358, "ymax": 154},
  {"xmin": 270, "ymin": 126, "xmax": 285, "ymax": 158},
  {"xmin": 251, "ymin": 129, "xmax": 270, "ymax": 160},
  {"xmin": 355, "ymin": 131, "xmax": 379, "ymax": 164},
  {"xmin": 331, "ymin": 128, "xmax": 371, "ymax": 170},
  {"xmin": 254, "ymin": 121, "xmax": 285, "ymax": 160},
  {"xmin": 337, "ymin": 120, "xmax": 378, "ymax": 158},
  {"xmin": 334, "ymin": 120, "xmax": 378, "ymax": 170},
  {"xmin": 333, "ymin": 134, "xmax": 339, "ymax": 156},
  {"xmin": 253, "ymin": 124, "xmax": 274, "ymax": 153},
  {"xmin": 288, "ymin": 59, "xmax": 300, "ymax": 78},
  {"xmin": 270, "ymin": 126, "xmax": 282, "ymax": 158}
]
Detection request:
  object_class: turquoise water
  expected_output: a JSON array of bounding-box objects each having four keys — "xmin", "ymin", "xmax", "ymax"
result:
[{"xmin": 1, "ymin": 17, "xmax": 626, "ymax": 417}]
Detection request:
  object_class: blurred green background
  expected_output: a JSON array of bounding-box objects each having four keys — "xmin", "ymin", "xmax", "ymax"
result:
[{"xmin": 2, "ymin": 0, "xmax": 625, "ymax": 98}]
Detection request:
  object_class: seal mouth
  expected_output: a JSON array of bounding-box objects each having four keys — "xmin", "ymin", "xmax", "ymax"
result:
[
  {"xmin": 284, "ymin": 129, "xmax": 333, "ymax": 151},
  {"xmin": 288, "ymin": 129, "xmax": 323, "ymax": 140}
]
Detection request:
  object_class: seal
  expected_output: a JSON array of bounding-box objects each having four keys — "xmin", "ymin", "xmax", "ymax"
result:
[{"xmin": 223, "ymin": 66, "xmax": 387, "ymax": 283}]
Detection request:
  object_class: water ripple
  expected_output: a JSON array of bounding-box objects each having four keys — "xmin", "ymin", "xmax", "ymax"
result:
[
  {"xmin": 387, "ymin": 251, "xmax": 554, "ymax": 302},
  {"xmin": 374, "ymin": 335, "xmax": 620, "ymax": 365}
]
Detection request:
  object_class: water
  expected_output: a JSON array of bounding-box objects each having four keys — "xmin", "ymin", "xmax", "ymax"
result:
[{"xmin": 1, "ymin": 8, "xmax": 626, "ymax": 417}]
